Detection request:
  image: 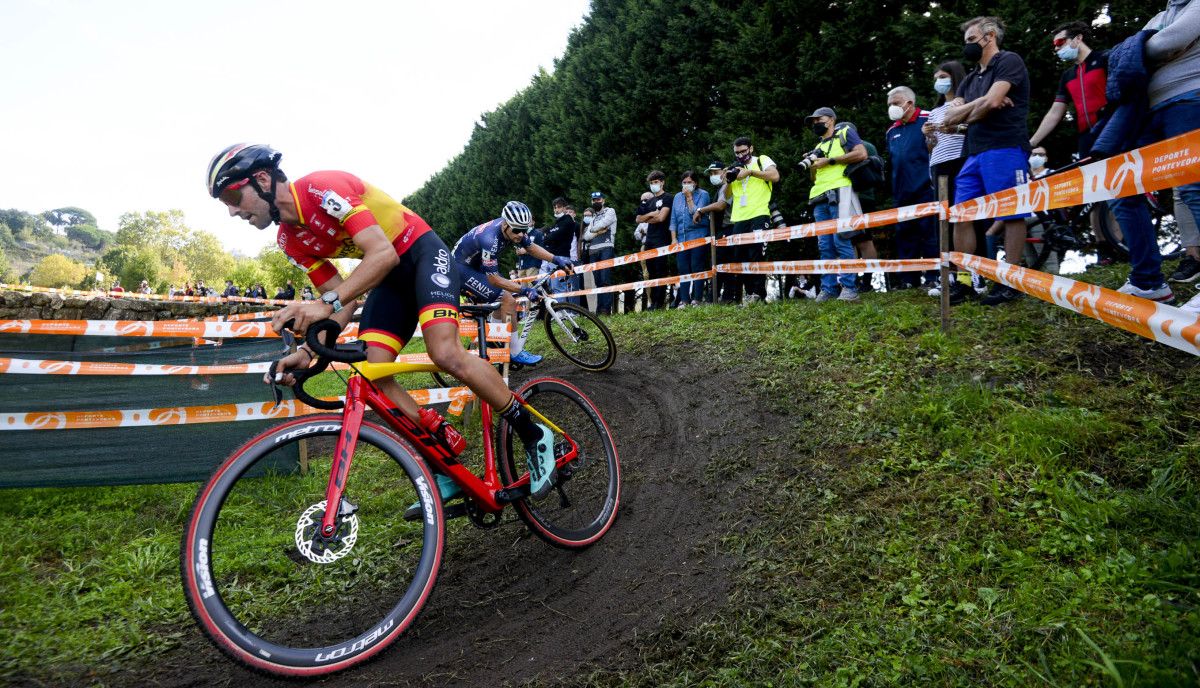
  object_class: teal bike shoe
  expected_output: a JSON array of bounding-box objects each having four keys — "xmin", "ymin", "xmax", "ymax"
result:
[
  {"xmin": 525, "ymin": 423, "xmax": 558, "ymax": 500},
  {"xmin": 403, "ymin": 473, "xmax": 462, "ymax": 521}
]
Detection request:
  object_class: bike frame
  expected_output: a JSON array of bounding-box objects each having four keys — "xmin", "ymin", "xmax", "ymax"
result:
[{"xmin": 313, "ymin": 328, "xmax": 578, "ymax": 538}]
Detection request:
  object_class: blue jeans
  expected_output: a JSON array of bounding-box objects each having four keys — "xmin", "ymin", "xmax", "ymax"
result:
[
  {"xmin": 589, "ymin": 245, "xmax": 615, "ymax": 313},
  {"xmin": 675, "ymin": 235, "xmax": 709, "ymax": 302},
  {"xmin": 813, "ymin": 201, "xmax": 856, "ymax": 293},
  {"xmin": 1107, "ymin": 89, "xmax": 1200, "ymax": 289}
]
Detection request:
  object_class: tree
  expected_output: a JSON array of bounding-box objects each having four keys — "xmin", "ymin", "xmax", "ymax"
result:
[
  {"xmin": 227, "ymin": 257, "xmax": 267, "ymax": 293},
  {"xmin": 0, "ymin": 246, "xmax": 13, "ymax": 283},
  {"xmin": 30, "ymin": 254, "xmax": 87, "ymax": 288},
  {"xmin": 178, "ymin": 230, "xmax": 235, "ymax": 285},
  {"xmin": 42, "ymin": 207, "xmax": 98, "ymax": 228},
  {"xmin": 257, "ymin": 246, "xmax": 306, "ymax": 293},
  {"xmin": 66, "ymin": 224, "xmax": 113, "ymax": 250}
]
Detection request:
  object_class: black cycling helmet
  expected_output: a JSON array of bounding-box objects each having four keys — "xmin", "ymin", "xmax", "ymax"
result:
[{"xmin": 207, "ymin": 143, "xmax": 285, "ymax": 223}]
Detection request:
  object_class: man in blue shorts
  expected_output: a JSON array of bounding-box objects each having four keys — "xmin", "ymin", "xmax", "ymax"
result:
[
  {"xmin": 939, "ymin": 15, "xmax": 1032, "ymax": 306},
  {"xmin": 452, "ymin": 201, "xmax": 574, "ymax": 366}
]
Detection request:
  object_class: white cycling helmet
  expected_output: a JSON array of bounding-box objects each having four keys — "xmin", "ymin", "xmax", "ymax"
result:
[{"xmin": 501, "ymin": 201, "xmax": 533, "ymax": 230}]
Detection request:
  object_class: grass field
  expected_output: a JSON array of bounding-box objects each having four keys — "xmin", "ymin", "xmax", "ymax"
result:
[{"xmin": 1, "ymin": 263, "xmax": 1198, "ymax": 686}]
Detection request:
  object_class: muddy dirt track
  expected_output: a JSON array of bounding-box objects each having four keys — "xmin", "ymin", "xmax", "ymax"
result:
[{"xmin": 85, "ymin": 353, "xmax": 767, "ymax": 687}]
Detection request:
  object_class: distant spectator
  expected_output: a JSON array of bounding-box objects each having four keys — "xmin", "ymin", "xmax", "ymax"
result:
[
  {"xmin": 923, "ymin": 59, "xmax": 979, "ymax": 302},
  {"xmin": 1017, "ymin": 146, "xmax": 1061, "ymax": 274},
  {"xmin": 583, "ymin": 191, "xmax": 617, "ymax": 315},
  {"xmin": 280, "ymin": 279, "xmax": 296, "ymax": 300},
  {"xmin": 939, "ymin": 15, "xmax": 1033, "ymax": 306},
  {"xmin": 541, "ymin": 197, "xmax": 578, "ymax": 294},
  {"xmin": 111, "ymin": 280, "xmax": 124, "ymax": 296},
  {"xmin": 696, "ymin": 161, "xmax": 735, "ymax": 303},
  {"xmin": 301, "ymin": 285, "xmax": 315, "ymax": 300},
  {"xmin": 671, "ymin": 170, "xmax": 711, "ymax": 306},
  {"xmin": 1106, "ymin": 0, "xmax": 1200, "ymax": 307},
  {"xmin": 634, "ymin": 170, "xmax": 674, "ymax": 310},
  {"xmin": 805, "ymin": 106, "xmax": 866, "ymax": 302},
  {"xmin": 223, "ymin": 280, "xmax": 239, "ymax": 298},
  {"xmin": 274, "ymin": 285, "xmax": 287, "ymax": 299},
  {"xmin": 252, "ymin": 283, "xmax": 268, "ymax": 299},
  {"xmin": 885, "ymin": 85, "xmax": 939, "ymax": 289},
  {"xmin": 168, "ymin": 284, "xmax": 178, "ymax": 297},
  {"xmin": 196, "ymin": 280, "xmax": 208, "ymax": 296},
  {"xmin": 1169, "ymin": 200, "xmax": 1200, "ymax": 284},
  {"xmin": 1030, "ymin": 20, "xmax": 1119, "ymax": 264},
  {"xmin": 183, "ymin": 281, "xmax": 194, "ymax": 297},
  {"xmin": 724, "ymin": 136, "xmax": 776, "ymax": 304},
  {"xmin": 515, "ymin": 222, "xmax": 544, "ymax": 279}
]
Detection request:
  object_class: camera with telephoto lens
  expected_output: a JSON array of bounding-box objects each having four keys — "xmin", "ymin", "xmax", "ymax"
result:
[
  {"xmin": 769, "ymin": 201, "xmax": 786, "ymax": 229},
  {"xmin": 796, "ymin": 150, "xmax": 821, "ymax": 173},
  {"xmin": 724, "ymin": 165, "xmax": 742, "ymax": 183}
]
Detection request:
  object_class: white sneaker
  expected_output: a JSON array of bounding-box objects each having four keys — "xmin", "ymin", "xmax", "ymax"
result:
[
  {"xmin": 971, "ymin": 273, "xmax": 987, "ymax": 294},
  {"xmin": 927, "ymin": 279, "xmax": 942, "ymax": 297},
  {"xmin": 837, "ymin": 289, "xmax": 860, "ymax": 302},
  {"xmin": 676, "ymin": 302, "xmax": 688, "ymax": 310},
  {"xmin": 1180, "ymin": 291, "xmax": 1200, "ymax": 314},
  {"xmin": 1116, "ymin": 279, "xmax": 1175, "ymax": 304}
]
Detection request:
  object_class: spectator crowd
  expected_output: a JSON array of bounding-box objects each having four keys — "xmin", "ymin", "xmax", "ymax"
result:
[{"xmin": 500, "ymin": 6, "xmax": 1200, "ymax": 316}]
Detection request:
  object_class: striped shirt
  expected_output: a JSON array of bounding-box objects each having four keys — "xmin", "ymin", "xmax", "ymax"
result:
[{"xmin": 926, "ymin": 103, "xmax": 966, "ymax": 167}]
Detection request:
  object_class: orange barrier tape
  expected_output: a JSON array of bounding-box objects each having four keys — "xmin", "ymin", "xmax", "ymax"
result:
[
  {"xmin": 0, "ymin": 348, "xmax": 511, "ymax": 376},
  {"xmin": 0, "ymin": 318, "xmax": 507, "ymax": 340},
  {"xmin": 516, "ymin": 237, "xmax": 714, "ymax": 283},
  {"xmin": 555, "ymin": 270, "xmax": 715, "ymax": 298},
  {"xmin": 0, "ymin": 386, "xmax": 477, "ymax": 431},
  {"xmin": 950, "ymin": 128, "xmax": 1200, "ymax": 223},
  {"xmin": 948, "ymin": 252, "xmax": 1200, "ymax": 355},
  {"xmin": 715, "ymin": 258, "xmax": 940, "ymax": 274},
  {"xmin": 714, "ymin": 202, "xmax": 945, "ymax": 247}
]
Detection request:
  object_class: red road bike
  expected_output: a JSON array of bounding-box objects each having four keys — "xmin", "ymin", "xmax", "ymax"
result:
[{"xmin": 180, "ymin": 303, "xmax": 620, "ymax": 677}]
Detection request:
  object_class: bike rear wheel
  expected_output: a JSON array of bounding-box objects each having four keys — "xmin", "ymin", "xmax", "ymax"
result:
[
  {"xmin": 1098, "ymin": 190, "xmax": 1184, "ymax": 260},
  {"xmin": 499, "ymin": 377, "xmax": 620, "ymax": 548},
  {"xmin": 181, "ymin": 417, "xmax": 445, "ymax": 677},
  {"xmin": 543, "ymin": 302, "xmax": 617, "ymax": 371}
]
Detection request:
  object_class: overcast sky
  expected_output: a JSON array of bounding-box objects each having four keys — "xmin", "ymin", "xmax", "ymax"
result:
[{"xmin": 0, "ymin": 0, "xmax": 590, "ymax": 256}]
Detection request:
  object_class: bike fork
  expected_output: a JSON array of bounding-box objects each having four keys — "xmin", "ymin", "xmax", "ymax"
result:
[{"xmin": 319, "ymin": 381, "xmax": 366, "ymax": 537}]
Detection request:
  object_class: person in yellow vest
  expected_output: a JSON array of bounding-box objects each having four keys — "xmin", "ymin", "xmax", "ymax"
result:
[
  {"xmin": 725, "ymin": 136, "xmax": 779, "ymax": 304},
  {"xmin": 805, "ymin": 106, "xmax": 868, "ymax": 302}
]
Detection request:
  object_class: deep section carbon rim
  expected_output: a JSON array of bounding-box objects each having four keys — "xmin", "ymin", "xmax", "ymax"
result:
[{"xmin": 182, "ymin": 419, "xmax": 444, "ymax": 676}]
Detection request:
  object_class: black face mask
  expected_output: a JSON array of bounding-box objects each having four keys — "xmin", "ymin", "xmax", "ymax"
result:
[
  {"xmin": 811, "ymin": 121, "xmax": 828, "ymax": 137},
  {"xmin": 591, "ymin": 202, "xmax": 603, "ymax": 212},
  {"xmin": 963, "ymin": 41, "xmax": 984, "ymax": 62}
]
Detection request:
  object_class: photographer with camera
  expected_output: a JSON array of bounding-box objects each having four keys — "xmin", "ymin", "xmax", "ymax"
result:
[
  {"xmin": 722, "ymin": 136, "xmax": 778, "ymax": 305},
  {"xmin": 803, "ymin": 107, "xmax": 867, "ymax": 302}
]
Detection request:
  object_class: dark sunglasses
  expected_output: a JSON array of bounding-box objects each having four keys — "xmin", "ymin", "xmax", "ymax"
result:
[{"xmin": 219, "ymin": 178, "xmax": 250, "ymax": 206}]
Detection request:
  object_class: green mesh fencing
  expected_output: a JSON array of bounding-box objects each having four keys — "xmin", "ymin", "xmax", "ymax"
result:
[{"xmin": 0, "ymin": 331, "xmax": 300, "ymax": 487}]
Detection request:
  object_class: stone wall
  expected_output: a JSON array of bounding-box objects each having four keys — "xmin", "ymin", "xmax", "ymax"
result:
[{"xmin": 0, "ymin": 290, "xmax": 273, "ymax": 321}]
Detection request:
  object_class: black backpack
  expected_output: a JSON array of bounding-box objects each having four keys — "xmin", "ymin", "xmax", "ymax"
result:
[{"xmin": 835, "ymin": 123, "xmax": 885, "ymax": 192}]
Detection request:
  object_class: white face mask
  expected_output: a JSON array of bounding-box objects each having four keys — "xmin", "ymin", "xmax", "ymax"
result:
[
  {"xmin": 649, "ymin": 183, "xmax": 663, "ymax": 194},
  {"xmin": 709, "ymin": 174, "xmax": 723, "ymax": 185},
  {"xmin": 682, "ymin": 183, "xmax": 695, "ymax": 193},
  {"xmin": 888, "ymin": 104, "xmax": 906, "ymax": 121},
  {"xmin": 583, "ymin": 216, "xmax": 593, "ymax": 225},
  {"xmin": 1028, "ymin": 154, "xmax": 1047, "ymax": 170}
]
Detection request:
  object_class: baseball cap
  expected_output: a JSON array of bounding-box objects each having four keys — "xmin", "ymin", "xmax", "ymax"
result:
[
  {"xmin": 590, "ymin": 191, "xmax": 605, "ymax": 199},
  {"xmin": 704, "ymin": 161, "xmax": 723, "ymax": 172},
  {"xmin": 804, "ymin": 106, "xmax": 836, "ymax": 124}
]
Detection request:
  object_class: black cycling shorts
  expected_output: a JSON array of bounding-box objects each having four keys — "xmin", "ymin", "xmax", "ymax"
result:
[
  {"xmin": 458, "ymin": 264, "xmax": 504, "ymax": 302},
  {"xmin": 358, "ymin": 231, "xmax": 461, "ymax": 357}
]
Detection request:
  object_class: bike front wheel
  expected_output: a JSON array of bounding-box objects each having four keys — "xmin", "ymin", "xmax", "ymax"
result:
[
  {"xmin": 543, "ymin": 302, "xmax": 617, "ymax": 371},
  {"xmin": 499, "ymin": 377, "xmax": 620, "ymax": 548},
  {"xmin": 181, "ymin": 417, "xmax": 445, "ymax": 677}
]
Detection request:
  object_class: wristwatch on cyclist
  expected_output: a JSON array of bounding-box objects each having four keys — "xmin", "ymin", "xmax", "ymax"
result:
[{"xmin": 320, "ymin": 290, "xmax": 343, "ymax": 313}]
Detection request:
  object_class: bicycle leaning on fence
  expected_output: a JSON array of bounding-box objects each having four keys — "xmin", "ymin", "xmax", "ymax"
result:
[{"xmin": 180, "ymin": 305, "xmax": 621, "ymax": 677}]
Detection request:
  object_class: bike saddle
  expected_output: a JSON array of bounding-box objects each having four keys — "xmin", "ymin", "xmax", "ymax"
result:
[{"xmin": 460, "ymin": 302, "xmax": 502, "ymax": 316}]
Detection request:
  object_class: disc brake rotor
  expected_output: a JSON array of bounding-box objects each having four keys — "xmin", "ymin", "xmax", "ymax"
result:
[{"xmin": 294, "ymin": 500, "xmax": 359, "ymax": 564}]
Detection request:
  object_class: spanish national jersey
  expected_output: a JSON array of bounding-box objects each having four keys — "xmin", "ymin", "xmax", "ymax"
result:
[{"xmin": 277, "ymin": 171, "xmax": 432, "ymax": 286}]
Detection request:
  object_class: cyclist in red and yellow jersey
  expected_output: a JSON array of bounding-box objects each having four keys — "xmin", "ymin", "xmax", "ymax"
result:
[{"xmin": 206, "ymin": 143, "xmax": 559, "ymax": 499}]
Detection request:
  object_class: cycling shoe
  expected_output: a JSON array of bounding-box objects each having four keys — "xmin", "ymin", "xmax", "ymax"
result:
[
  {"xmin": 403, "ymin": 473, "xmax": 461, "ymax": 521},
  {"xmin": 511, "ymin": 350, "xmax": 543, "ymax": 366},
  {"xmin": 525, "ymin": 423, "xmax": 557, "ymax": 500}
]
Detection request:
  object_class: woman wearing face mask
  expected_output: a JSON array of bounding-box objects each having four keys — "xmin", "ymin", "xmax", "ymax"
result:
[
  {"xmin": 921, "ymin": 59, "xmax": 986, "ymax": 300},
  {"xmin": 669, "ymin": 170, "xmax": 712, "ymax": 307}
]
